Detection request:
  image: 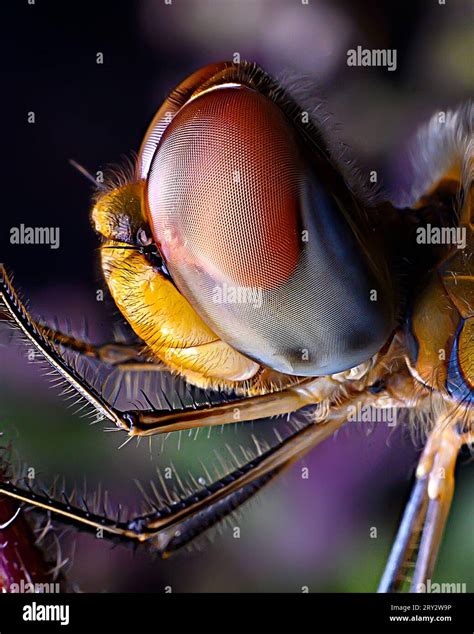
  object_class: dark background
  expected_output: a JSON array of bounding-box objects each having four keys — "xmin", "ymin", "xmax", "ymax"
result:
[{"xmin": 0, "ymin": 0, "xmax": 472, "ymax": 593}]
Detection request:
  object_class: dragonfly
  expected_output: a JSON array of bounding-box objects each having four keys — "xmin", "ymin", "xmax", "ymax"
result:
[{"xmin": 0, "ymin": 61, "xmax": 472, "ymax": 592}]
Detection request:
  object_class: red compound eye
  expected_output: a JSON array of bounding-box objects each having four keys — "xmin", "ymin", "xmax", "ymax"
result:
[{"xmin": 146, "ymin": 85, "xmax": 302, "ymax": 291}]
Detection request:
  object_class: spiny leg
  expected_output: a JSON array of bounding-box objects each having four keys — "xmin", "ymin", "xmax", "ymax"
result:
[
  {"xmin": 0, "ymin": 268, "xmax": 166, "ymax": 369},
  {"xmin": 0, "ymin": 265, "xmax": 334, "ymax": 436},
  {"xmin": 124, "ymin": 377, "xmax": 334, "ymax": 436},
  {"xmin": 378, "ymin": 416, "xmax": 465, "ymax": 592},
  {"xmin": 25, "ymin": 327, "xmax": 160, "ymax": 369},
  {"xmin": 0, "ymin": 413, "xmax": 347, "ymax": 555},
  {"xmin": 0, "ymin": 264, "xmax": 126, "ymax": 429}
]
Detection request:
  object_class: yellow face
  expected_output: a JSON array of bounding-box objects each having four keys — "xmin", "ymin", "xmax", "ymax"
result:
[{"xmin": 92, "ymin": 182, "xmax": 261, "ymax": 392}]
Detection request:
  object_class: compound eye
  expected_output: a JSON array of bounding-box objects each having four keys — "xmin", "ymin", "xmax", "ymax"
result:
[
  {"xmin": 148, "ymin": 86, "xmax": 301, "ymax": 290},
  {"xmin": 146, "ymin": 84, "xmax": 394, "ymax": 376}
]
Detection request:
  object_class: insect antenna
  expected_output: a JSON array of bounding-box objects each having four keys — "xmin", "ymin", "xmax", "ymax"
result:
[{"xmin": 69, "ymin": 159, "xmax": 107, "ymax": 191}]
